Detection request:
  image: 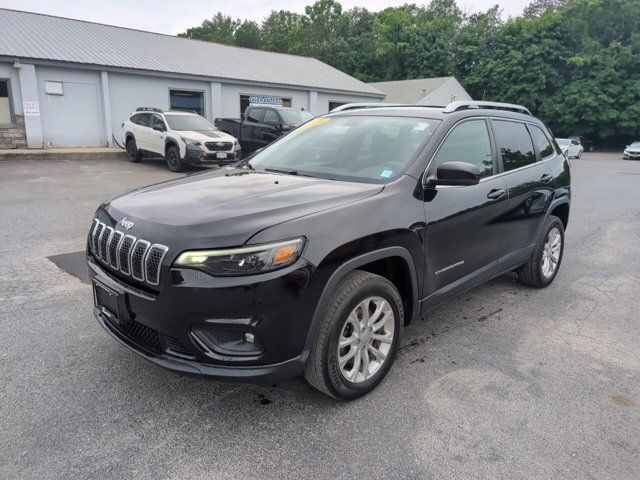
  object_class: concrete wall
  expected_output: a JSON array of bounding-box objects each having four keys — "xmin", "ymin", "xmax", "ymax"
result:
[
  {"xmin": 2, "ymin": 61, "xmax": 384, "ymax": 148},
  {"xmin": 108, "ymin": 72, "xmax": 213, "ymax": 145}
]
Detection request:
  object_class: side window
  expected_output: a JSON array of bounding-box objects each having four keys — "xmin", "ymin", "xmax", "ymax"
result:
[
  {"xmin": 135, "ymin": 113, "xmax": 151, "ymax": 127},
  {"xmin": 246, "ymin": 108, "xmax": 264, "ymax": 123},
  {"xmin": 433, "ymin": 120, "xmax": 493, "ymax": 178},
  {"xmin": 129, "ymin": 114, "xmax": 141, "ymax": 125},
  {"xmin": 264, "ymin": 109, "xmax": 280, "ymax": 125},
  {"xmin": 529, "ymin": 125, "xmax": 554, "ymax": 159},
  {"xmin": 492, "ymin": 120, "xmax": 536, "ymax": 171},
  {"xmin": 151, "ymin": 114, "xmax": 166, "ymax": 130}
]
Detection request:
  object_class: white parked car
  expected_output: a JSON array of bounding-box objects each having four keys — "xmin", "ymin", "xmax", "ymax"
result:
[
  {"xmin": 623, "ymin": 141, "xmax": 640, "ymax": 160},
  {"xmin": 122, "ymin": 108, "xmax": 241, "ymax": 172},
  {"xmin": 556, "ymin": 138, "xmax": 584, "ymax": 159}
]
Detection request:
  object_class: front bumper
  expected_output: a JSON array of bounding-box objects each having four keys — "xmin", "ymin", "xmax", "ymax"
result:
[
  {"xmin": 623, "ymin": 152, "xmax": 640, "ymax": 160},
  {"xmin": 185, "ymin": 144, "xmax": 240, "ymax": 166},
  {"xmin": 88, "ymin": 255, "xmax": 318, "ymax": 383}
]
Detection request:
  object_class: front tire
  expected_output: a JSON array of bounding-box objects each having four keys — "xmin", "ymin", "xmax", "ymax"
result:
[
  {"xmin": 577, "ymin": 150, "xmax": 582, "ymax": 159},
  {"xmin": 166, "ymin": 145, "xmax": 184, "ymax": 172},
  {"xmin": 517, "ymin": 215, "xmax": 565, "ymax": 288},
  {"xmin": 126, "ymin": 137, "xmax": 141, "ymax": 163},
  {"xmin": 304, "ymin": 271, "xmax": 403, "ymax": 400}
]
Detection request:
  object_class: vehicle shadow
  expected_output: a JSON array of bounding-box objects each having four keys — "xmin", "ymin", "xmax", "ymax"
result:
[{"xmin": 102, "ymin": 271, "xmax": 525, "ymax": 413}]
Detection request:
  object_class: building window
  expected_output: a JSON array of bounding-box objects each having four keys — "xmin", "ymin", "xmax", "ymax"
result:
[
  {"xmin": 0, "ymin": 79, "xmax": 14, "ymax": 126},
  {"xmin": 240, "ymin": 94, "xmax": 291, "ymax": 115},
  {"xmin": 328, "ymin": 101, "xmax": 346, "ymax": 111},
  {"xmin": 169, "ymin": 89, "xmax": 204, "ymax": 116}
]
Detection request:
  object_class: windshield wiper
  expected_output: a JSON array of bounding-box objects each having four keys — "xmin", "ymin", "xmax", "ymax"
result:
[{"xmin": 265, "ymin": 167, "xmax": 299, "ymax": 175}]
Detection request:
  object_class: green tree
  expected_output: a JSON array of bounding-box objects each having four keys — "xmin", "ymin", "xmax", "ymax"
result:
[
  {"xmin": 234, "ymin": 20, "xmax": 262, "ymax": 49},
  {"xmin": 180, "ymin": 12, "xmax": 236, "ymax": 45}
]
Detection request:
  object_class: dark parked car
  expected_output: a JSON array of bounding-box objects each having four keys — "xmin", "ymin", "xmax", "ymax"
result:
[
  {"xmin": 215, "ymin": 106, "xmax": 314, "ymax": 155},
  {"xmin": 88, "ymin": 101, "xmax": 571, "ymax": 400},
  {"xmin": 569, "ymin": 135, "xmax": 593, "ymax": 152}
]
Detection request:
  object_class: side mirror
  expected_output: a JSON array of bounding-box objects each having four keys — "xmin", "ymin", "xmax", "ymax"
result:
[
  {"xmin": 152, "ymin": 124, "xmax": 165, "ymax": 132},
  {"xmin": 426, "ymin": 161, "xmax": 481, "ymax": 187}
]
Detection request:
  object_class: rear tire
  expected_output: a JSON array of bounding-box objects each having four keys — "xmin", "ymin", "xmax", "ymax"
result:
[
  {"xmin": 304, "ymin": 270, "xmax": 403, "ymax": 400},
  {"xmin": 517, "ymin": 215, "xmax": 564, "ymax": 288},
  {"xmin": 166, "ymin": 145, "xmax": 184, "ymax": 172},
  {"xmin": 126, "ymin": 137, "xmax": 141, "ymax": 163}
]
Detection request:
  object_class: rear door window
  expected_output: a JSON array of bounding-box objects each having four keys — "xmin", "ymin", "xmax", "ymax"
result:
[
  {"xmin": 433, "ymin": 119, "xmax": 494, "ymax": 178},
  {"xmin": 492, "ymin": 120, "xmax": 536, "ymax": 172},
  {"xmin": 528, "ymin": 124, "xmax": 555, "ymax": 159}
]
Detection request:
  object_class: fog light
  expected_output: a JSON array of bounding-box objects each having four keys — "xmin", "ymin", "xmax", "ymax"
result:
[{"xmin": 244, "ymin": 332, "xmax": 255, "ymax": 343}]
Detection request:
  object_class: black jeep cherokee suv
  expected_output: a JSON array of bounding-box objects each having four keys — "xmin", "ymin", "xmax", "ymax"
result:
[{"xmin": 87, "ymin": 101, "xmax": 570, "ymax": 400}]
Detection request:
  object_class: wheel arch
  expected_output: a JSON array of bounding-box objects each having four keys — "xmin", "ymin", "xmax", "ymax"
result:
[
  {"xmin": 549, "ymin": 199, "xmax": 570, "ymax": 231},
  {"xmin": 302, "ymin": 247, "xmax": 419, "ymax": 361}
]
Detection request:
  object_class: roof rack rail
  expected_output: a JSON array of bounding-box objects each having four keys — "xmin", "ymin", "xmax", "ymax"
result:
[
  {"xmin": 136, "ymin": 107, "xmax": 163, "ymax": 113},
  {"xmin": 331, "ymin": 102, "xmax": 414, "ymax": 112},
  {"xmin": 443, "ymin": 101, "xmax": 532, "ymax": 116}
]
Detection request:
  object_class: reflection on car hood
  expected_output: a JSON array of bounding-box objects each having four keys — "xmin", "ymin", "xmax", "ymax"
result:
[
  {"xmin": 106, "ymin": 168, "xmax": 384, "ymax": 248},
  {"xmin": 176, "ymin": 130, "xmax": 236, "ymax": 143}
]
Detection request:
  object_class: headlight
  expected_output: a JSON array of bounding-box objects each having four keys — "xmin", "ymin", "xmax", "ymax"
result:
[
  {"xmin": 174, "ymin": 238, "xmax": 305, "ymax": 276},
  {"xmin": 232, "ymin": 139, "xmax": 241, "ymax": 151},
  {"xmin": 181, "ymin": 136, "xmax": 202, "ymax": 146}
]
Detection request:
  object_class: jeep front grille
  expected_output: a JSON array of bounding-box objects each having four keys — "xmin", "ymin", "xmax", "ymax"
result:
[{"xmin": 89, "ymin": 219, "xmax": 168, "ymax": 286}]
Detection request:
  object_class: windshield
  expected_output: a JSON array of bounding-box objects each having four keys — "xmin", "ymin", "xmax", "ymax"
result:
[
  {"xmin": 556, "ymin": 138, "xmax": 570, "ymax": 146},
  {"xmin": 164, "ymin": 114, "xmax": 216, "ymax": 131},
  {"xmin": 249, "ymin": 115, "xmax": 440, "ymax": 182},
  {"xmin": 279, "ymin": 109, "xmax": 315, "ymax": 126}
]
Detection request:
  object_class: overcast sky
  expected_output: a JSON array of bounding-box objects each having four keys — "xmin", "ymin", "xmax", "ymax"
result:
[{"xmin": 0, "ymin": 0, "xmax": 531, "ymax": 35}]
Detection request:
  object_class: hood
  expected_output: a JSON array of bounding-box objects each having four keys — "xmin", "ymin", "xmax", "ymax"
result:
[
  {"xmin": 105, "ymin": 168, "xmax": 383, "ymax": 249},
  {"xmin": 178, "ymin": 130, "xmax": 237, "ymax": 143}
]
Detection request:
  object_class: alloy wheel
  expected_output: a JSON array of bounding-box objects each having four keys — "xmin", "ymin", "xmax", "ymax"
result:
[
  {"xmin": 541, "ymin": 227, "xmax": 562, "ymax": 278},
  {"xmin": 337, "ymin": 296, "xmax": 395, "ymax": 384}
]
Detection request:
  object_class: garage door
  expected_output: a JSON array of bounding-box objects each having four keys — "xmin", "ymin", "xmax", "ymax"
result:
[{"xmin": 41, "ymin": 81, "xmax": 104, "ymax": 147}]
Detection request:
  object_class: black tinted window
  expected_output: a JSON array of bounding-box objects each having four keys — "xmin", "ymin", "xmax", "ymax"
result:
[
  {"xmin": 246, "ymin": 108, "xmax": 265, "ymax": 123},
  {"xmin": 529, "ymin": 125, "xmax": 554, "ymax": 159},
  {"xmin": 492, "ymin": 120, "xmax": 536, "ymax": 171},
  {"xmin": 434, "ymin": 120, "xmax": 493, "ymax": 178}
]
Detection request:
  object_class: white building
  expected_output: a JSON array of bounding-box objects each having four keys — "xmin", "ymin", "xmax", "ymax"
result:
[
  {"xmin": 369, "ymin": 77, "xmax": 471, "ymax": 106},
  {"xmin": 0, "ymin": 9, "xmax": 384, "ymax": 149}
]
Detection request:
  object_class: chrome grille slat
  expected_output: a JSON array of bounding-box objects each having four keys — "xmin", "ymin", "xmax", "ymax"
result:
[
  {"xmin": 88, "ymin": 218, "xmax": 168, "ymax": 286},
  {"xmin": 109, "ymin": 231, "xmax": 124, "ymax": 269},
  {"xmin": 100, "ymin": 227, "xmax": 114, "ymax": 264},
  {"xmin": 130, "ymin": 239, "xmax": 151, "ymax": 281},
  {"xmin": 144, "ymin": 244, "xmax": 169, "ymax": 285},
  {"xmin": 93, "ymin": 222, "xmax": 105, "ymax": 257},
  {"xmin": 119, "ymin": 235, "xmax": 136, "ymax": 275}
]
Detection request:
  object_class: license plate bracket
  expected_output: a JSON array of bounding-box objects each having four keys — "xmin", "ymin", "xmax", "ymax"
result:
[{"xmin": 93, "ymin": 281, "xmax": 122, "ymax": 324}]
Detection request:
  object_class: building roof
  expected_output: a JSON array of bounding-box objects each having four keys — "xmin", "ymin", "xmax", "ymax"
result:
[
  {"xmin": 0, "ymin": 9, "xmax": 384, "ymax": 97},
  {"xmin": 368, "ymin": 77, "xmax": 460, "ymax": 104}
]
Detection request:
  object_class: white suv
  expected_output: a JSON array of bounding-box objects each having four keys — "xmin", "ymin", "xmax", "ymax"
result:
[{"xmin": 122, "ymin": 108, "xmax": 241, "ymax": 172}]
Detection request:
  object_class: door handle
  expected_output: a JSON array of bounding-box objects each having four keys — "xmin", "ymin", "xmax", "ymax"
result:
[
  {"xmin": 540, "ymin": 173, "xmax": 553, "ymax": 183},
  {"xmin": 487, "ymin": 189, "xmax": 506, "ymax": 200}
]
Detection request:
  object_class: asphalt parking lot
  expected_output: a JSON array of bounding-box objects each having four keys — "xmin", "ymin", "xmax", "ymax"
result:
[{"xmin": 1, "ymin": 153, "xmax": 639, "ymax": 479}]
